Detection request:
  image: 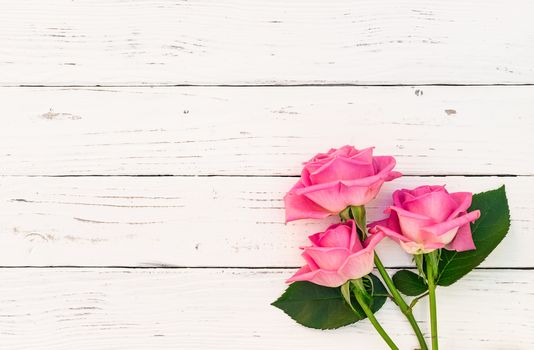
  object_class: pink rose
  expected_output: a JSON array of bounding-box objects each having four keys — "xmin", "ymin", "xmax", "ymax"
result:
[
  {"xmin": 369, "ymin": 185, "xmax": 481, "ymax": 255},
  {"xmin": 287, "ymin": 221, "xmax": 384, "ymax": 287},
  {"xmin": 284, "ymin": 146, "xmax": 401, "ymax": 222}
]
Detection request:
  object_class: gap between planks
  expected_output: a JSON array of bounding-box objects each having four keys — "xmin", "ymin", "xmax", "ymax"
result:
[
  {"xmin": 5, "ymin": 84, "xmax": 534, "ymax": 88},
  {"xmin": 0, "ymin": 266, "xmax": 533, "ymax": 270},
  {"xmin": 0, "ymin": 174, "xmax": 528, "ymax": 178}
]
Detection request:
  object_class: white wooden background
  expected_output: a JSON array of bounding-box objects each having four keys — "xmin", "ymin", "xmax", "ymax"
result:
[{"xmin": 0, "ymin": 1, "xmax": 533, "ymax": 349}]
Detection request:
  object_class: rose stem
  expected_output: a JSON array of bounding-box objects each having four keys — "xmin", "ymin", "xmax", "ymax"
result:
[
  {"xmin": 426, "ymin": 254, "xmax": 439, "ymax": 350},
  {"xmin": 374, "ymin": 255, "xmax": 429, "ymax": 350},
  {"xmin": 352, "ymin": 280, "xmax": 400, "ymax": 350},
  {"xmin": 343, "ymin": 206, "xmax": 429, "ymax": 350}
]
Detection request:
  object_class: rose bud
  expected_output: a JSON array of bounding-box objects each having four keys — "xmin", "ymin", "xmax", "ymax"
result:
[
  {"xmin": 284, "ymin": 146, "xmax": 401, "ymax": 222},
  {"xmin": 369, "ymin": 185, "xmax": 481, "ymax": 255},
  {"xmin": 286, "ymin": 220, "xmax": 384, "ymax": 288}
]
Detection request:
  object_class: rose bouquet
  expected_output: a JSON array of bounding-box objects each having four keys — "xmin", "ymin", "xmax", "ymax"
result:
[{"xmin": 272, "ymin": 146, "xmax": 510, "ymax": 350}]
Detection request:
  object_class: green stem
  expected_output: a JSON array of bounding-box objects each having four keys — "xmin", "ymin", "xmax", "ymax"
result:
[
  {"xmin": 352, "ymin": 283, "xmax": 400, "ymax": 350},
  {"xmin": 344, "ymin": 206, "xmax": 428, "ymax": 350},
  {"xmin": 409, "ymin": 292, "xmax": 429, "ymax": 311},
  {"xmin": 426, "ymin": 255, "xmax": 439, "ymax": 350},
  {"xmin": 375, "ymin": 255, "xmax": 429, "ymax": 350}
]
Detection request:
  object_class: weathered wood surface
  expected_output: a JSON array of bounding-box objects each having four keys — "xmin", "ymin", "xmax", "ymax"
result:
[
  {"xmin": 1, "ymin": 0, "xmax": 534, "ymax": 85},
  {"xmin": 1, "ymin": 86, "xmax": 533, "ymax": 176},
  {"xmin": 1, "ymin": 0, "xmax": 532, "ymax": 348},
  {"xmin": 0, "ymin": 175, "xmax": 529, "ymax": 267},
  {"xmin": 0, "ymin": 269, "xmax": 531, "ymax": 349}
]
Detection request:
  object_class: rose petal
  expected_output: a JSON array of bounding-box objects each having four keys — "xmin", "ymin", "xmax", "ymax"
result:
[
  {"xmin": 336, "ymin": 231, "xmax": 383, "ymax": 280},
  {"xmin": 393, "ymin": 189, "xmax": 411, "ymax": 206},
  {"xmin": 339, "ymin": 181, "xmax": 383, "ymax": 208},
  {"xmin": 434, "ymin": 227, "xmax": 459, "ymax": 245},
  {"xmin": 286, "ymin": 265, "xmax": 312, "ymax": 283},
  {"xmin": 423, "ymin": 210, "xmax": 481, "ymax": 237},
  {"xmin": 300, "ymin": 167, "xmax": 314, "ymax": 186},
  {"xmin": 399, "ymin": 240, "xmax": 444, "ymax": 254},
  {"xmin": 368, "ymin": 217, "xmax": 389, "ymax": 231},
  {"xmin": 284, "ymin": 181, "xmax": 332, "ymax": 222},
  {"xmin": 286, "ymin": 266, "xmax": 347, "ymax": 288},
  {"xmin": 403, "ymin": 190, "xmax": 458, "ymax": 222},
  {"xmin": 389, "ymin": 206, "xmax": 434, "ymax": 242},
  {"xmin": 372, "ymin": 156, "xmax": 397, "ymax": 175},
  {"xmin": 313, "ymin": 224, "xmax": 352, "ymax": 249},
  {"xmin": 363, "ymin": 231, "xmax": 385, "ymax": 250},
  {"xmin": 347, "ymin": 220, "xmax": 363, "ymax": 252},
  {"xmin": 385, "ymin": 171, "xmax": 402, "ymax": 181},
  {"xmin": 299, "ymin": 182, "xmax": 347, "ymax": 212},
  {"xmin": 371, "ymin": 224, "xmax": 410, "ymax": 243},
  {"xmin": 301, "ymin": 251, "xmax": 319, "ymax": 270},
  {"xmin": 411, "ymin": 185, "xmax": 445, "ymax": 198},
  {"xmin": 447, "ymin": 192, "xmax": 473, "ymax": 220},
  {"xmin": 337, "ymin": 250, "xmax": 375, "ymax": 281},
  {"xmin": 308, "ymin": 232, "xmax": 322, "ymax": 247},
  {"xmin": 309, "ymin": 157, "xmax": 375, "ymax": 184},
  {"xmin": 446, "ymin": 222, "xmax": 476, "ymax": 252},
  {"xmin": 305, "ymin": 247, "xmax": 350, "ymax": 270},
  {"xmin": 348, "ymin": 146, "xmax": 374, "ymax": 162}
]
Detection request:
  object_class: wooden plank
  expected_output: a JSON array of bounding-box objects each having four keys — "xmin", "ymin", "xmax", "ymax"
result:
[
  {"xmin": 0, "ymin": 175, "xmax": 530, "ymax": 267},
  {"xmin": 1, "ymin": 0, "xmax": 534, "ymax": 85},
  {"xmin": 0, "ymin": 268, "xmax": 531, "ymax": 349},
  {"xmin": 1, "ymin": 86, "xmax": 533, "ymax": 176}
]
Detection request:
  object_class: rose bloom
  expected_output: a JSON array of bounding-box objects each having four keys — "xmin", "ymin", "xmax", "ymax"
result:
[
  {"xmin": 287, "ymin": 221, "xmax": 384, "ymax": 288},
  {"xmin": 369, "ymin": 185, "xmax": 481, "ymax": 254},
  {"xmin": 284, "ymin": 146, "xmax": 401, "ymax": 222}
]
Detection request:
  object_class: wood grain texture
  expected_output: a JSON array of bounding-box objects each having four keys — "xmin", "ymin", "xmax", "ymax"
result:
[
  {"xmin": 1, "ymin": 0, "xmax": 534, "ymax": 85},
  {"xmin": 0, "ymin": 268, "xmax": 531, "ymax": 349},
  {"xmin": 1, "ymin": 0, "xmax": 532, "ymax": 347},
  {"xmin": 0, "ymin": 175, "xmax": 529, "ymax": 267},
  {"xmin": 1, "ymin": 86, "xmax": 533, "ymax": 176}
]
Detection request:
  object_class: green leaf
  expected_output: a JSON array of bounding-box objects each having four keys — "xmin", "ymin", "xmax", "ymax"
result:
[
  {"xmin": 392, "ymin": 270, "xmax": 428, "ymax": 296},
  {"xmin": 437, "ymin": 185, "xmax": 510, "ymax": 286},
  {"xmin": 271, "ymin": 273, "xmax": 387, "ymax": 329}
]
